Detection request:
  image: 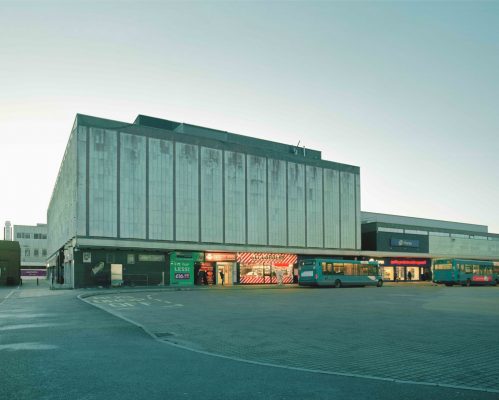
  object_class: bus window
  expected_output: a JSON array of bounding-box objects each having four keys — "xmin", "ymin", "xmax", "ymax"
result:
[
  {"xmin": 327, "ymin": 263, "xmax": 333, "ymax": 274},
  {"xmin": 343, "ymin": 263, "xmax": 356, "ymax": 275},
  {"xmin": 434, "ymin": 263, "xmax": 452, "ymax": 270},
  {"xmin": 321, "ymin": 262, "xmax": 328, "ymax": 275},
  {"xmin": 333, "ymin": 263, "xmax": 344, "ymax": 274}
]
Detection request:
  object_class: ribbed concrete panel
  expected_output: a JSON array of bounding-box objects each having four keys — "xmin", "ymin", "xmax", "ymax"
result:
[
  {"xmin": 149, "ymin": 138, "xmax": 173, "ymax": 240},
  {"xmin": 225, "ymin": 151, "xmax": 246, "ymax": 244},
  {"xmin": 355, "ymin": 174, "xmax": 361, "ymax": 250},
  {"xmin": 201, "ymin": 147, "xmax": 223, "ymax": 243},
  {"xmin": 324, "ymin": 169, "xmax": 340, "ymax": 248},
  {"xmin": 48, "ymin": 130, "xmax": 77, "ymax": 255},
  {"xmin": 89, "ymin": 128, "xmax": 117, "ymax": 237},
  {"xmin": 120, "ymin": 133, "xmax": 146, "ymax": 239},
  {"xmin": 430, "ymin": 236, "xmax": 499, "ymax": 258},
  {"xmin": 176, "ymin": 142, "xmax": 199, "ymax": 242},
  {"xmin": 306, "ymin": 166, "xmax": 323, "ymax": 248},
  {"xmin": 288, "ymin": 162, "xmax": 305, "ymax": 247},
  {"xmin": 268, "ymin": 159, "xmax": 286, "ymax": 246},
  {"xmin": 340, "ymin": 171, "xmax": 355, "ymax": 249},
  {"xmin": 76, "ymin": 126, "xmax": 87, "ymax": 236},
  {"xmin": 247, "ymin": 155, "xmax": 267, "ymax": 245}
]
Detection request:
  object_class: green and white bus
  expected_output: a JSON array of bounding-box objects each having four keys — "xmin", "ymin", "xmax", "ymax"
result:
[
  {"xmin": 433, "ymin": 259, "xmax": 497, "ymax": 287},
  {"xmin": 298, "ymin": 259, "xmax": 383, "ymax": 288}
]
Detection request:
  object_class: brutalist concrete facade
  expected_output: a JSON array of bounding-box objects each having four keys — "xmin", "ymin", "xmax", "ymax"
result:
[{"xmin": 47, "ymin": 114, "xmax": 362, "ymax": 287}]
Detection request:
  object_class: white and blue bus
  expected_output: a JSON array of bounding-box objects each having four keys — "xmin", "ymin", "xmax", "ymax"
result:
[{"xmin": 298, "ymin": 259, "xmax": 383, "ymax": 288}]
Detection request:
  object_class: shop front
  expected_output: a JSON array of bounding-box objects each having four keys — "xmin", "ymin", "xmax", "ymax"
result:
[
  {"xmin": 200, "ymin": 252, "xmax": 238, "ymax": 286},
  {"xmin": 381, "ymin": 258, "xmax": 431, "ymax": 281},
  {"xmin": 238, "ymin": 252, "xmax": 297, "ymax": 284},
  {"xmin": 170, "ymin": 251, "xmax": 203, "ymax": 286}
]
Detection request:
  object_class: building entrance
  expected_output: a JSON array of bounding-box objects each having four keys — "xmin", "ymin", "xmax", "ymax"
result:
[
  {"xmin": 216, "ymin": 262, "xmax": 235, "ymax": 286},
  {"xmin": 384, "ymin": 258, "xmax": 431, "ymax": 281}
]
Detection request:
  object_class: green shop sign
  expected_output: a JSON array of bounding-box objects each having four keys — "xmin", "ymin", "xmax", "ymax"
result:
[{"xmin": 169, "ymin": 252, "xmax": 203, "ymax": 286}]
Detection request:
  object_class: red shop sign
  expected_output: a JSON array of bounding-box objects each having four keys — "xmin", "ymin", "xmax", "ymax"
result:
[
  {"xmin": 205, "ymin": 253, "xmax": 237, "ymax": 262},
  {"xmin": 390, "ymin": 259, "xmax": 427, "ymax": 266}
]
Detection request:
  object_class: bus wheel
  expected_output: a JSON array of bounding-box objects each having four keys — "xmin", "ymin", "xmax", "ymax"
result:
[
  {"xmin": 466, "ymin": 279, "xmax": 471, "ymax": 287},
  {"xmin": 334, "ymin": 280, "xmax": 342, "ymax": 289},
  {"xmin": 377, "ymin": 280, "xmax": 383, "ymax": 287}
]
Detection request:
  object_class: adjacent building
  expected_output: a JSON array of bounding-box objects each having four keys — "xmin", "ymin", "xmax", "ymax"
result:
[
  {"xmin": 47, "ymin": 114, "xmax": 362, "ymax": 288},
  {"xmin": 13, "ymin": 223, "xmax": 48, "ymax": 279},
  {"xmin": 361, "ymin": 212, "xmax": 499, "ymax": 281}
]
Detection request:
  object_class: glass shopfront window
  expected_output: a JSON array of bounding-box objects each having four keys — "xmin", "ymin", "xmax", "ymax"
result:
[
  {"xmin": 384, "ymin": 258, "xmax": 430, "ymax": 281},
  {"xmin": 238, "ymin": 253, "xmax": 297, "ymax": 284},
  {"xmin": 381, "ymin": 267, "xmax": 394, "ymax": 281}
]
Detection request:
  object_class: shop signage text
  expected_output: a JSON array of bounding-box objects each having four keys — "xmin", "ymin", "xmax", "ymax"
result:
[
  {"xmin": 205, "ymin": 252, "xmax": 237, "ymax": 262},
  {"xmin": 390, "ymin": 238, "xmax": 420, "ymax": 248},
  {"xmin": 390, "ymin": 259, "xmax": 428, "ymax": 266}
]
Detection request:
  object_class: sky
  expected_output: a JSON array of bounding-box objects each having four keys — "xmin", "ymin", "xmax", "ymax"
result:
[{"xmin": 0, "ymin": 0, "xmax": 498, "ymax": 234}]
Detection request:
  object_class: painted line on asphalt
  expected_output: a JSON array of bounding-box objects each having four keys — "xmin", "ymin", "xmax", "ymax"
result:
[
  {"xmin": 0, "ymin": 290, "xmax": 16, "ymax": 306},
  {"xmin": 78, "ymin": 292, "xmax": 499, "ymax": 395}
]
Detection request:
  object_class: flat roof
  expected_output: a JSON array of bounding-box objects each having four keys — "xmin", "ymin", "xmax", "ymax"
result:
[
  {"xmin": 75, "ymin": 113, "xmax": 359, "ymax": 173},
  {"xmin": 361, "ymin": 212, "xmax": 488, "ymax": 234}
]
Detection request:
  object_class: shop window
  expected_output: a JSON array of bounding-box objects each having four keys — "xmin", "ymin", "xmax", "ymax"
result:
[{"xmin": 127, "ymin": 254, "xmax": 135, "ymax": 264}]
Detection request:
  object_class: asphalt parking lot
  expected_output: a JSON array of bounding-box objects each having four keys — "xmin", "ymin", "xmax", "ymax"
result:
[{"xmin": 82, "ymin": 284, "xmax": 499, "ymax": 394}]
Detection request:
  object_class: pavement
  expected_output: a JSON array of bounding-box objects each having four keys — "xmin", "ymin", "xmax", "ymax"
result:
[{"xmin": 1, "ymin": 279, "xmax": 499, "ymax": 399}]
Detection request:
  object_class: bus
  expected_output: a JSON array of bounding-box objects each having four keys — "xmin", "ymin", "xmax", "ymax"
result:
[
  {"xmin": 433, "ymin": 259, "xmax": 497, "ymax": 287},
  {"xmin": 298, "ymin": 259, "xmax": 383, "ymax": 288}
]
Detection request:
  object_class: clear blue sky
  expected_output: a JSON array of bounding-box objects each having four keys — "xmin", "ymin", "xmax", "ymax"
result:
[{"xmin": 1, "ymin": 1, "xmax": 498, "ymax": 233}]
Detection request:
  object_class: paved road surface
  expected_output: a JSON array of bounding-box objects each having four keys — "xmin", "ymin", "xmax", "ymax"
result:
[{"xmin": 1, "ymin": 280, "xmax": 498, "ymax": 400}]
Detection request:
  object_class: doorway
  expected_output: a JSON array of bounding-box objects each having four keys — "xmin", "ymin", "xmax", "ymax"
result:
[{"xmin": 216, "ymin": 262, "xmax": 234, "ymax": 286}]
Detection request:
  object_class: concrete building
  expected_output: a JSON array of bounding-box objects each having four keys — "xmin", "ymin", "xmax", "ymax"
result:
[
  {"xmin": 361, "ymin": 212, "xmax": 499, "ymax": 281},
  {"xmin": 13, "ymin": 223, "xmax": 48, "ymax": 279},
  {"xmin": 47, "ymin": 114, "xmax": 362, "ymax": 288}
]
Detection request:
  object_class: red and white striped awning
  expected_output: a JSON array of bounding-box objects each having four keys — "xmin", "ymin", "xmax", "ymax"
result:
[
  {"xmin": 240, "ymin": 275, "xmax": 294, "ymax": 284},
  {"xmin": 237, "ymin": 252, "xmax": 297, "ymax": 265}
]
